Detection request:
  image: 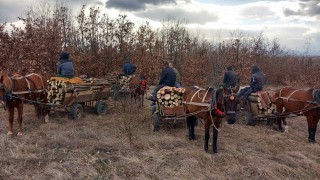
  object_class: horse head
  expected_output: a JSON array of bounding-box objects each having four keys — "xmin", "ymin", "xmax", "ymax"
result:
[
  {"xmin": 0, "ymin": 72, "xmax": 11, "ymax": 98},
  {"xmin": 221, "ymin": 78, "xmax": 240, "ymax": 124}
]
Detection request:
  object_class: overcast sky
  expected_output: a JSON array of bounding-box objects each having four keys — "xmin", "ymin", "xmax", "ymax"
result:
[{"xmin": 1, "ymin": 0, "xmax": 319, "ymax": 55}]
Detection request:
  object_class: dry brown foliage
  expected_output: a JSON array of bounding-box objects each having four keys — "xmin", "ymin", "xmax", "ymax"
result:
[{"xmin": 0, "ymin": 3, "xmax": 319, "ymax": 88}]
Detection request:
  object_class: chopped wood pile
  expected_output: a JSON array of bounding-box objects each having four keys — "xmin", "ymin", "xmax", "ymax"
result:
[
  {"xmin": 47, "ymin": 78, "xmax": 110, "ymax": 105},
  {"xmin": 248, "ymin": 93, "xmax": 276, "ymax": 116},
  {"xmin": 119, "ymin": 75, "xmax": 133, "ymax": 91},
  {"xmin": 156, "ymin": 86, "xmax": 186, "ymax": 107}
]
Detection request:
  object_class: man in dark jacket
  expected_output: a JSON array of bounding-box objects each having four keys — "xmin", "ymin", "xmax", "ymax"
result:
[
  {"xmin": 238, "ymin": 65, "xmax": 265, "ymax": 108},
  {"xmin": 147, "ymin": 61, "xmax": 176, "ymax": 103},
  {"xmin": 57, "ymin": 51, "xmax": 74, "ymax": 78},
  {"xmin": 223, "ymin": 65, "xmax": 238, "ymax": 88}
]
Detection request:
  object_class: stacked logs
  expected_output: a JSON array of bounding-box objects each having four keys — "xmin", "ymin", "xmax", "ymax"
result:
[
  {"xmin": 47, "ymin": 78, "xmax": 110, "ymax": 105},
  {"xmin": 248, "ymin": 94, "xmax": 276, "ymax": 115},
  {"xmin": 156, "ymin": 86, "xmax": 186, "ymax": 107},
  {"xmin": 119, "ymin": 75, "xmax": 133, "ymax": 91}
]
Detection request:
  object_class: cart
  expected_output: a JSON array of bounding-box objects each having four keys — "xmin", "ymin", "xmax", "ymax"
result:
[
  {"xmin": 151, "ymin": 102, "xmax": 186, "ymax": 131},
  {"xmin": 48, "ymin": 86, "xmax": 111, "ymax": 119},
  {"xmin": 236, "ymin": 91, "xmax": 277, "ymax": 126}
]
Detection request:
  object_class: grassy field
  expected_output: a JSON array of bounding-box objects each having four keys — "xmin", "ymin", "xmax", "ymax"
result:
[{"xmin": 0, "ymin": 96, "xmax": 319, "ymax": 180}]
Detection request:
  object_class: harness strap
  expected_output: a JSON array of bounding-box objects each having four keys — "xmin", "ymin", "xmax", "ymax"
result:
[{"xmin": 202, "ymin": 88, "xmax": 210, "ymax": 103}]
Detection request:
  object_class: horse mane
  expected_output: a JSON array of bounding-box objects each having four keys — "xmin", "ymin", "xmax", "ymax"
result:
[{"xmin": 312, "ymin": 89, "xmax": 320, "ymax": 103}]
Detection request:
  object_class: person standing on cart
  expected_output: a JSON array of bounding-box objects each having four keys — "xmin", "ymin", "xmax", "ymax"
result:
[{"xmin": 147, "ymin": 61, "xmax": 176, "ymax": 106}]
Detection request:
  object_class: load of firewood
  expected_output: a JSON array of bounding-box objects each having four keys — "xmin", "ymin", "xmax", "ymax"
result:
[
  {"xmin": 156, "ymin": 86, "xmax": 186, "ymax": 107},
  {"xmin": 47, "ymin": 78, "xmax": 110, "ymax": 105},
  {"xmin": 119, "ymin": 75, "xmax": 133, "ymax": 91},
  {"xmin": 248, "ymin": 93, "xmax": 276, "ymax": 115}
]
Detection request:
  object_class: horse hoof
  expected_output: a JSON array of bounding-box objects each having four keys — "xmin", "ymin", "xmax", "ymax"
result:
[
  {"xmin": 7, "ymin": 131, "xmax": 13, "ymax": 136},
  {"xmin": 44, "ymin": 115, "xmax": 49, "ymax": 123},
  {"xmin": 308, "ymin": 139, "xmax": 316, "ymax": 144},
  {"xmin": 17, "ymin": 132, "xmax": 23, "ymax": 136},
  {"xmin": 284, "ymin": 125, "xmax": 289, "ymax": 133},
  {"xmin": 212, "ymin": 150, "xmax": 218, "ymax": 154}
]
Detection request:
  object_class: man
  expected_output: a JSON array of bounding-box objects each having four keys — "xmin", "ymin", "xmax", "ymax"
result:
[
  {"xmin": 169, "ymin": 62, "xmax": 181, "ymax": 88},
  {"xmin": 123, "ymin": 60, "xmax": 135, "ymax": 75},
  {"xmin": 56, "ymin": 51, "xmax": 74, "ymax": 78},
  {"xmin": 147, "ymin": 61, "xmax": 176, "ymax": 104},
  {"xmin": 223, "ymin": 65, "xmax": 238, "ymax": 89},
  {"xmin": 238, "ymin": 65, "xmax": 265, "ymax": 108}
]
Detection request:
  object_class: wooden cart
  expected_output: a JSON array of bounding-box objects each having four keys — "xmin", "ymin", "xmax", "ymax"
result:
[
  {"xmin": 151, "ymin": 102, "xmax": 186, "ymax": 131},
  {"xmin": 48, "ymin": 86, "xmax": 111, "ymax": 119},
  {"xmin": 236, "ymin": 91, "xmax": 277, "ymax": 126}
]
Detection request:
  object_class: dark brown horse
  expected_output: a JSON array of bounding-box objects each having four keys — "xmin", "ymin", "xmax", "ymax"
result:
[
  {"xmin": 274, "ymin": 87, "xmax": 320, "ymax": 143},
  {"xmin": 129, "ymin": 76, "xmax": 147, "ymax": 106},
  {"xmin": 0, "ymin": 72, "xmax": 48, "ymax": 135},
  {"xmin": 183, "ymin": 85, "xmax": 239, "ymax": 153}
]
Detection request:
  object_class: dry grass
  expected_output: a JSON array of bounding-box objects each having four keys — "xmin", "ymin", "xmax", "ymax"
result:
[{"xmin": 0, "ymin": 96, "xmax": 319, "ymax": 180}]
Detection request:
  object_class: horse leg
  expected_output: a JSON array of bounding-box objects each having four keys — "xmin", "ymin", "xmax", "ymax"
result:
[
  {"xmin": 310, "ymin": 116, "xmax": 319, "ymax": 143},
  {"xmin": 277, "ymin": 117, "xmax": 286, "ymax": 132},
  {"xmin": 204, "ymin": 120, "xmax": 210, "ymax": 152},
  {"xmin": 282, "ymin": 118, "xmax": 288, "ymax": 132},
  {"xmin": 187, "ymin": 115, "xmax": 196, "ymax": 140},
  {"xmin": 7, "ymin": 105, "xmax": 14, "ymax": 135},
  {"xmin": 313, "ymin": 118, "xmax": 319, "ymax": 143},
  {"xmin": 212, "ymin": 121, "xmax": 220, "ymax": 154},
  {"xmin": 17, "ymin": 102, "xmax": 24, "ymax": 136}
]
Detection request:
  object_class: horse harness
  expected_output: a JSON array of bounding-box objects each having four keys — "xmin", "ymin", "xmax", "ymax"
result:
[
  {"xmin": 183, "ymin": 87, "xmax": 224, "ymax": 131},
  {"xmin": 0, "ymin": 73, "xmax": 46, "ymax": 109},
  {"xmin": 275, "ymin": 88, "xmax": 320, "ymax": 115}
]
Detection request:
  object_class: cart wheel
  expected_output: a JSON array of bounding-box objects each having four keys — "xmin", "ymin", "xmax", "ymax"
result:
[
  {"xmin": 69, "ymin": 103, "xmax": 83, "ymax": 120},
  {"xmin": 238, "ymin": 111, "xmax": 255, "ymax": 126},
  {"xmin": 95, "ymin": 101, "xmax": 108, "ymax": 115},
  {"xmin": 152, "ymin": 112, "xmax": 160, "ymax": 131}
]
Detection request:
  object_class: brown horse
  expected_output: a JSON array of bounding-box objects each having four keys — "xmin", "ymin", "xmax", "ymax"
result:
[
  {"xmin": 274, "ymin": 87, "xmax": 320, "ymax": 143},
  {"xmin": 0, "ymin": 72, "xmax": 49, "ymax": 135},
  {"xmin": 183, "ymin": 85, "xmax": 239, "ymax": 153},
  {"xmin": 129, "ymin": 76, "xmax": 147, "ymax": 106}
]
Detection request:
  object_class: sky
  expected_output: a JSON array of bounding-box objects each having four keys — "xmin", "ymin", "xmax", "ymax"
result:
[{"xmin": 0, "ymin": 0, "xmax": 319, "ymax": 55}]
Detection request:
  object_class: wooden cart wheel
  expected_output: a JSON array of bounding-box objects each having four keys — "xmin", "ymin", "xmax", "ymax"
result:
[
  {"xmin": 238, "ymin": 111, "xmax": 255, "ymax": 126},
  {"xmin": 69, "ymin": 103, "xmax": 83, "ymax": 120},
  {"xmin": 95, "ymin": 101, "xmax": 108, "ymax": 115}
]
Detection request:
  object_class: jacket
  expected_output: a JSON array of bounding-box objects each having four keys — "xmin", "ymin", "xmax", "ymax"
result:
[
  {"xmin": 249, "ymin": 66, "xmax": 265, "ymax": 91},
  {"xmin": 223, "ymin": 70, "xmax": 237, "ymax": 88},
  {"xmin": 57, "ymin": 59, "xmax": 74, "ymax": 78},
  {"xmin": 159, "ymin": 67, "xmax": 176, "ymax": 87}
]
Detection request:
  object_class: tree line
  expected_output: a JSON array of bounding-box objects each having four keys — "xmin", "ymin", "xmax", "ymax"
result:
[{"xmin": 0, "ymin": 3, "xmax": 319, "ymax": 88}]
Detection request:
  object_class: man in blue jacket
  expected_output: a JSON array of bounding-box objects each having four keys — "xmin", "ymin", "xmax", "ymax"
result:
[
  {"xmin": 147, "ymin": 61, "xmax": 176, "ymax": 104},
  {"xmin": 56, "ymin": 51, "xmax": 74, "ymax": 78},
  {"xmin": 123, "ymin": 60, "xmax": 136, "ymax": 75}
]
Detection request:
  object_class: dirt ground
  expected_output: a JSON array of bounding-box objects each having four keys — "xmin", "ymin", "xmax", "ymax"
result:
[{"xmin": 0, "ymin": 95, "xmax": 319, "ymax": 180}]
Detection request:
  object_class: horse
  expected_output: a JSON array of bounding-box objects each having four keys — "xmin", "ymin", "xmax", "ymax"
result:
[
  {"xmin": 274, "ymin": 87, "xmax": 320, "ymax": 143},
  {"xmin": 129, "ymin": 76, "xmax": 147, "ymax": 106},
  {"xmin": 183, "ymin": 85, "xmax": 239, "ymax": 153},
  {"xmin": 0, "ymin": 72, "xmax": 49, "ymax": 135}
]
